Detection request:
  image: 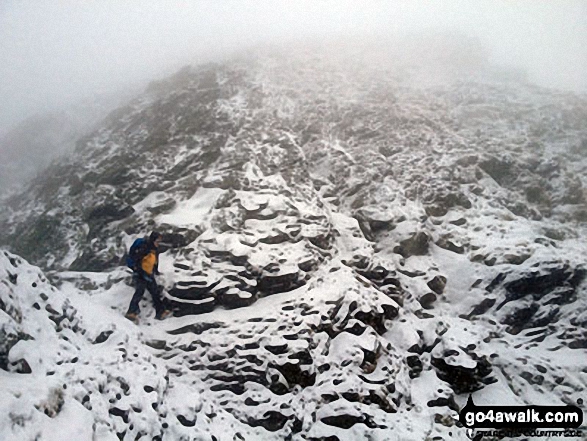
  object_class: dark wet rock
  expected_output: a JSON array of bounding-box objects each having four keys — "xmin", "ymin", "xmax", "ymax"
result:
[
  {"xmin": 177, "ymin": 414, "xmax": 197, "ymax": 427},
  {"xmin": 525, "ymin": 185, "xmax": 551, "ymax": 205},
  {"xmin": 543, "ymin": 228, "xmax": 566, "ymax": 241},
  {"xmin": 505, "ymin": 199, "xmax": 542, "ymax": 220},
  {"xmin": 173, "ymin": 262, "xmax": 192, "ymax": 271},
  {"xmin": 7, "ymin": 272, "xmax": 17, "ymax": 284},
  {"xmin": 520, "ymin": 371, "xmax": 545, "ymax": 386},
  {"xmin": 569, "ymin": 338, "xmax": 587, "ymax": 349},
  {"xmin": 547, "ymin": 288, "xmax": 578, "ymax": 306},
  {"xmin": 406, "ymin": 355, "xmax": 423, "ymax": 378},
  {"xmin": 484, "ymin": 256, "xmax": 497, "ymax": 266},
  {"xmin": 482, "ymin": 265, "xmax": 586, "ymax": 335},
  {"xmin": 479, "ymin": 156, "xmax": 517, "ymax": 186},
  {"xmin": 502, "ymin": 301, "xmax": 561, "ymax": 335},
  {"xmin": 271, "ymin": 361, "xmax": 316, "ymax": 390},
  {"xmin": 435, "ymin": 236, "xmax": 465, "ymax": 254},
  {"xmin": 94, "ymin": 330, "xmax": 114, "ymax": 344},
  {"xmin": 321, "ymin": 414, "xmax": 378, "ymax": 429},
  {"xmin": 145, "ymin": 340, "xmax": 167, "ymax": 350},
  {"xmin": 248, "ymin": 411, "xmax": 290, "ymax": 432},
  {"xmin": 158, "ymin": 228, "xmax": 202, "ymax": 249},
  {"xmin": 394, "ymin": 232, "xmax": 430, "ymax": 258},
  {"xmin": 145, "ymin": 198, "xmax": 177, "ymax": 216},
  {"xmin": 427, "ymin": 396, "xmax": 459, "ymax": 412},
  {"xmin": 502, "ymin": 302, "xmax": 540, "ymax": 334},
  {"xmin": 11, "ymin": 358, "xmax": 32, "ymax": 374},
  {"xmin": 469, "ymin": 253, "xmax": 487, "ymax": 264},
  {"xmin": 69, "ymin": 249, "xmax": 122, "ymax": 272},
  {"xmin": 528, "ymin": 304, "xmax": 560, "ymax": 328},
  {"xmin": 427, "ymin": 276, "xmax": 447, "ymax": 295},
  {"xmin": 217, "ymin": 288, "xmax": 256, "ymax": 308},
  {"xmin": 344, "ymin": 320, "xmax": 368, "ymax": 336},
  {"xmin": 414, "ymin": 310, "xmax": 435, "ymax": 319},
  {"xmin": 431, "ymin": 355, "xmax": 494, "ymax": 394},
  {"xmin": 504, "ymin": 253, "xmax": 532, "ymax": 265},
  {"xmin": 108, "ymin": 406, "xmax": 130, "ymax": 423},
  {"xmin": 502, "ymin": 265, "xmax": 585, "ymax": 304},
  {"xmin": 265, "ymin": 343, "xmax": 289, "ymax": 355},
  {"xmin": 258, "ymin": 268, "xmax": 303, "ymax": 295},
  {"xmin": 199, "ymin": 245, "xmax": 232, "ymax": 262},
  {"xmin": 0, "ymin": 330, "xmax": 32, "ymax": 371},
  {"xmin": 210, "ymin": 381, "xmax": 246, "ymax": 395},
  {"xmin": 359, "ymin": 265, "xmax": 391, "ymax": 282},
  {"xmin": 4, "ymin": 214, "xmax": 65, "ymax": 265},
  {"xmin": 449, "ymin": 217, "xmax": 467, "ymax": 226},
  {"xmin": 307, "ymin": 232, "xmax": 333, "ymax": 251},
  {"xmin": 485, "ymin": 273, "xmax": 507, "ymax": 293},
  {"xmin": 343, "ymin": 255, "xmax": 370, "ymax": 271},
  {"xmin": 379, "ymin": 283, "xmax": 404, "ymax": 307},
  {"xmin": 354, "ymin": 209, "xmax": 397, "ymax": 240},
  {"xmin": 166, "ymin": 297, "xmax": 216, "ymax": 316},
  {"xmin": 167, "ymin": 321, "xmax": 223, "ymax": 336},
  {"xmin": 354, "ymin": 303, "xmax": 398, "ymax": 335},
  {"xmin": 397, "ymin": 268, "xmax": 426, "ymax": 278},
  {"xmin": 464, "ymin": 297, "xmax": 497, "ymax": 319},
  {"xmin": 85, "ymin": 203, "xmax": 135, "ymax": 233},
  {"xmin": 418, "ymin": 293, "xmax": 438, "ymax": 310},
  {"xmin": 363, "ymin": 391, "xmax": 396, "ymax": 413},
  {"xmin": 424, "ymin": 190, "xmax": 472, "ymax": 217},
  {"xmin": 298, "ymin": 256, "xmax": 320, "ymax": 272},
  {"xmin": 168, "ymin": 284, "xmax": 215, "ymax": 301}
]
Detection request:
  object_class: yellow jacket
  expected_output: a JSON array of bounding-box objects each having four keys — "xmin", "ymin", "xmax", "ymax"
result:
[{"xmin": 141, "ymin": 251, "xmax": 158, "ymax": 276}]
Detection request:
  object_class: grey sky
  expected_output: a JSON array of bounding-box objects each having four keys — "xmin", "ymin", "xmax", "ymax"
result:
[{"xmin": 1, "ymin": 0, "xmax": 586, "ymax": 134}]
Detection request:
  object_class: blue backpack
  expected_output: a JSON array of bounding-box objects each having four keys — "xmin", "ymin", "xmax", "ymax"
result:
[{"xmin": 126, "ymin": 238, "xmax": 149, "ymax": 271}]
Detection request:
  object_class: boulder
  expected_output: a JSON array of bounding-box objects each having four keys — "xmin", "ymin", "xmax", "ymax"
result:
[
  {"xmin": 394, "ymin": 232, "xmax": 430, "ymax": 258},
  {"xmin": 431, "ymin": 355, "xmax": 494, "ymax": 394},
  {"xmin": 427, "ymin": 276, "xmax": 447, "ymax": 295}
]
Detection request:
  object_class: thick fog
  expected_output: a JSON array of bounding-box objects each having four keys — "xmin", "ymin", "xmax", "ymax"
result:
[{"xmin": 1, "ymin": 0, "xmax": 586, "ymax": 134}]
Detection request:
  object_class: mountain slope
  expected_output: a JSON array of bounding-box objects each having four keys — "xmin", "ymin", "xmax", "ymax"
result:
[{"xmin": 1, "ymin": 41, "xmax": 587, "ymax": 440}]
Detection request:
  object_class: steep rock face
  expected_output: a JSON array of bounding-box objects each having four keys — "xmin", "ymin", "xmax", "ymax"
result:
[{"xmin": 1, "ymin": 43, "xmax": 587, "ymax": 440}]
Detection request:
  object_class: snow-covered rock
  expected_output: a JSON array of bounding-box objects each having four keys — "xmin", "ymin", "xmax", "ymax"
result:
[{"xmin": 1, "ymin": 41, "xmax": 587, "ymax": 439}]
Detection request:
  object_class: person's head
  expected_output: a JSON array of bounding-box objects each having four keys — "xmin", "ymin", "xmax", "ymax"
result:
[{"xmin": 149, "ymin": 231, "xmax": 162, "ymax": 247}]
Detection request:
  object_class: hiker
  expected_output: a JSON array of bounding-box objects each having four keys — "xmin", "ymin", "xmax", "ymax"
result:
[{"xmin": 125, "ymin": 231, "xmax": 171, "ymax": 323}]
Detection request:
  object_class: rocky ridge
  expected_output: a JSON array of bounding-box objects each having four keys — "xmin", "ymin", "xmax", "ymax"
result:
[{"xmin": 1, "ymin": 42, "xmax": 587, "ymax": 440}]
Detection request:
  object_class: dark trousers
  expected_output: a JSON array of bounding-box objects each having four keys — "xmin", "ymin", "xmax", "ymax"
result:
[{"xmin": 127, "ymin": 275, "xmax": 164, "ymax": 316}]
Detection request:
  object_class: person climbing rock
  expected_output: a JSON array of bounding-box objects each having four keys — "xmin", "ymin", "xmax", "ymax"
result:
[{"xmin": 125, "ymin": 231, "xmax": 171, "ymax": 323}]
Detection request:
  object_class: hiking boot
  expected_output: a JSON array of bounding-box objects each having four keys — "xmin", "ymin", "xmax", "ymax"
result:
[
  {"xmin": 156, "ymin": 310, "xmax": 172, "ymax": 320},
  {"xmin": 125, "ymin": 312, "xmax": 139, "ymax": 324}
]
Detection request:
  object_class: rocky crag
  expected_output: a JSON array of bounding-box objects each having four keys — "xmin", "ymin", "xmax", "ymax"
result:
[{"xmin": 1, "ymin": 41, "xmax": 587, "ymax": 440}]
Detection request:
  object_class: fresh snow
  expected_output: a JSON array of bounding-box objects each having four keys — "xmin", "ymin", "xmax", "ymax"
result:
[{"xmin": 1, "ymin": 42, "xmax": 587, "ymax": 440}]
